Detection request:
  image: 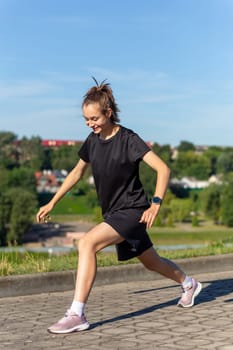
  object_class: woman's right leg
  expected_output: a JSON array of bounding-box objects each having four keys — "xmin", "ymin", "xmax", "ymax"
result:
[
  {"xmin": 48, "ymin": 222, "xmax": 124, "ymax": 334},
  {"xmin": 74, "ymin": 222, "xmax": 124, "ymax": 303}
]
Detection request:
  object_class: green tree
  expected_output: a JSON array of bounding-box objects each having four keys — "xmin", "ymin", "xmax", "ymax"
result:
[
  {"xmin": 221, "ymin": 179, "xmax": 233, "ymax": 227},
  {"xmin": 189, "ymin": 155, "xmax": 211, "ymax": 179},
  {"xmin": 170, "ymin": 198, "xmax": 193, "ymax": 223},
  {"xmin": 203, "ymin": 146, "xmax": 223, "ymax": 175},
  {"xmin": 192, "ymin": 214, "xmax": 199, "ymax": 227},
  {"xmin": 6, "ymin": 188, "xmax": 37, "ymax": 244},
  {"xmin": 172, "ymin": 151, "xmax": 211, "ymax": 180},
  {"xmin": 177, "ymin": 140, "xmax": 195, "ymax": 152},
  {"xmin": 217, "ymin": 152, "xmax": 233, "ymax": 174},
  {"xmin": 200, "ymin": 184, "xmax": 222, "ymax": 223},
  {"xmin": 51, "ymin": 145, "xmax": 80, "ymax": 172},
  {"xmin": 41, "ymin": 147, "xmax": 53, "ymax": 170},
  {"xmin": 0, "ymin": 167, "xmax": 9, "ymax": 191},
  {"xmin": 0, "ymin": 131, "xmax": 19, "ymax": 169},
  {"xmin": 153, "ymin": 144, "xmax": 172, "ymax": 167},
  {"xmin": 85, "ymin": 189, "xmax": 99, "ymax": 209},
  {"xmin": 0, "ymin": 131, "xmax": 17, "ymax": 146},
  {"xmin": 19, "ymin": 136, "xmax": 45, "ymax": 170},
  {"xmin": 139, "ymin": 162, "xmax": 156, "ymax": 199},
  {"xmin": 0, "ymin": 192, "xmax": 11, "ymax": 246},
  {"xmin": 8, "ymin": 167, "xmax": 37, "ymax": 192},
  {"xmin": 152, "ymin": 190, "xmax": 175, "ymax": 227}
]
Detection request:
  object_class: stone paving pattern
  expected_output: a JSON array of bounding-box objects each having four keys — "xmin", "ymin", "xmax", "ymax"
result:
[{"xmin": 1, "ymin": 270, "xmax": 233, "ymax": 350}]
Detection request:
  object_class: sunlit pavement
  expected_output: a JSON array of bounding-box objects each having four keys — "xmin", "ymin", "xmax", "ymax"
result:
[{"xmin": 1, "ymin": 269, "xmax": 233, "ymax": 350}]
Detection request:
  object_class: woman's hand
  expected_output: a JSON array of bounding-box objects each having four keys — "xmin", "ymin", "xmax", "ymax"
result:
[
  {"xmin": 139, "ymin": 204, "xmax": 161, "ymax": 229},
  {"xmin": 36, "ymin": 202, "xmax": 54, "ymax": 223}
]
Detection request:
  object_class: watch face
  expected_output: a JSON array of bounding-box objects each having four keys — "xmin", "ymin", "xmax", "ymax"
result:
[{"xmin": 152, "ymin": 197, "xmax": 162, "ymax": 204}]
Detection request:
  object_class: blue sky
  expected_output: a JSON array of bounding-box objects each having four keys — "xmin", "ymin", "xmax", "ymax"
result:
[{"xmin": 1, "ymin": 0, "xmax": 233, "ymax": 146}]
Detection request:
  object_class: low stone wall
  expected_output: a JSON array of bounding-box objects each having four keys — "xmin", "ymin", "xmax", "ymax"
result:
[{"xmin": 1, "ymin": 254, "xmax": 233, "ymax": 298}]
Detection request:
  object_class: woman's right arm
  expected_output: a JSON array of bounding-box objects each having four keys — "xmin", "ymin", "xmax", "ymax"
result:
[{"xmin": 36, "ymin": 159, "xmax": 89, "ymax": 222}]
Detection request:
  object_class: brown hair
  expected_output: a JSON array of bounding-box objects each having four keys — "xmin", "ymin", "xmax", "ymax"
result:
[{"xmin": 82, "ymin": 77, "xmax": 120, "ymax": 123}]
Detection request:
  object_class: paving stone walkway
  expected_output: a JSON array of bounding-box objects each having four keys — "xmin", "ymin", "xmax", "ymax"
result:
[{"xmin": 1, "ymin": 270, "xmax": 233, "ymax": 349}]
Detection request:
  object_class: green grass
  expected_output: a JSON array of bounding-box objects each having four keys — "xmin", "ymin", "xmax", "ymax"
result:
[
  {"xmin": 1, "ymin": 241, "xmax": 233, "ymax": 276},
  {"xmin": 149, "ymin": 229, "xmax": 233, "ymax": 246},
  {"xmin": 51, "ymin": 214, "xmax": 94, "ymax": 223},
  {"xmin": 51, "ymin": 194, "xmax": 90, "ymax": 215},
  {"xmin": 2, "ymin": 204, "xmax": 233, "ymax": 277},
  {"xmin": 149, "ymin": 223, "xmax": 233, "ymax": 259},
  {"xmin": 0, "ymin": 251, "xmax": 79, "ymax": 276}
]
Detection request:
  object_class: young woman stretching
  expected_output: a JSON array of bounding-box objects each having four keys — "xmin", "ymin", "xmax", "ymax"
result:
[{"xmin": 36, "ymin": 79, "xmax": 202, "ymax": 334}]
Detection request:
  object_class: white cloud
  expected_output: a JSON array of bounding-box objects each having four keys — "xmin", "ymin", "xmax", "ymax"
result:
[{"xmin": 0, "ymin": 81, "xmax": 55, "ymax": 99}]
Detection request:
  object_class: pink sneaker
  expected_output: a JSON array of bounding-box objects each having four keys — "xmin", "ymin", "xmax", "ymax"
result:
[
  {"xmin": 48, "ymin": 310, "xmax": 90, "ymax": 334},
  {"xmin": 177, "ymin": 278, "xmax": 202, "ymax": 308}
]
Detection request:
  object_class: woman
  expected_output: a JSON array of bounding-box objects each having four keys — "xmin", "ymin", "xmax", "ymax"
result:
[{"xmin": 36, "ymin": 79, "xmax": 202, "ymax": 334}]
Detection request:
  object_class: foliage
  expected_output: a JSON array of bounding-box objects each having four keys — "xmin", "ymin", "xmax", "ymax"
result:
[
  {"xmin": 192, "ymin": 215, "xmax": 199, "ymax": 227},
  {"xmin": 8, "ymin": 167, "xmax": 37, "ymax": 192},
  {"xmin": 1, "ymin": 130, "xmax": 233, "ymax": 236},
  {"xmin": 169, "ymin": 182, "xmax": 189, "ymax": 198},
  {"xmin": 221, "ymin": 180, "xmax": 233, "ymax": 227},
  {"xmin": 18, "ymin": 136, "xmax": 45, "ymax": 170},
  {"xmin": 169, "ymin": 198, "xmax": 193, "ymax": 223},
  {"xmin": 177, "ymin": 140, "xmax": 195, "ymax": 152},
  {"xmin": 203, "ymin": 146, "xmax": 223, "ymax": 175},
  {"xmin": 0, "ymin": 188, "xmax": 37, "ymax": 245},
  {"xmin": 153, "ymin": 215, "xmax": 164, "ymax": 227},
  {"xmin": 2, "ymin": 238, "xmax": 233, "ymax": 276},
  {"xmin": 0, "ymin": 192, "xmax": 11, "ymax": 246},
  {"xmin": 0, "ymin": 167, "xmax": 9, "ymax": 191},
  {"xmin": 217, "ymin": 151, "xmax": 233, "ymax": 174},
  {"xmin": 41, "ymin": 147, "xmax": 53, "ymax": 169},
  {"xmin": 6, "ymin": 188, "xmax": 37, "ymax": 244},
  {"xmin": 85, "ymin": 188, "xmax": 99, "ymax": 209},
  {"xmin": 51, "ymin": 193, "xmax": 91, "ymax": 215},
  {"xmin": 152, "ymin": 143, "xmax": 173, "ymax": 167},
  {"xmin": 172, "ymin": 151, "xmax": 211, "ymax": 180},
  {"xmin": 0, "ymin": 131, "xmax": 17, "ymax": 146},
  {"xmin": 93, "ymin": 206, "xmax": 103, "ymax": 223},
  {"xmin": 0, "ymin": 131, "xmax": 18, "ymax": 169},
  {"xmin": 139, "ymin": 161, "xmax": 156, "ymax": 198},
  {"xmin": 51, "ymin": 145, "xmax": 80, "ymax": 172},
  {"xmin": 200, "ymin": 184, "xmax": 222, "ymax": 223}
]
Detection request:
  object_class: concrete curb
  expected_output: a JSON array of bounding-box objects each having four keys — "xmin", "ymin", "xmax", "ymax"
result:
[{"xmin": 1, "ymin": 253, "xmax": 233, "ymax": 298}]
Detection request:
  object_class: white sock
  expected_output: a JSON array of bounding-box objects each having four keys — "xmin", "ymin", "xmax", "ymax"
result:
[
  {"xmin": 70, "ymin": 300, "xmax": 86, "ymax": 316},
  {"xmin": 182, "ymin": 275, "xmax": 192, "ymax": 289}
]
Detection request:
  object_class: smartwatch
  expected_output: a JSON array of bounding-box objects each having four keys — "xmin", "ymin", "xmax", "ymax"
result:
[{"xmin": 151, "ymin": 196, "xmax": 163, "ymax": 205}]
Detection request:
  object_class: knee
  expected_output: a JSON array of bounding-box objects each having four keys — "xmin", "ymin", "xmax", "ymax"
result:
[{"xmin": 78, "ymin": 235, "xmax": 96, "ymax": 253}]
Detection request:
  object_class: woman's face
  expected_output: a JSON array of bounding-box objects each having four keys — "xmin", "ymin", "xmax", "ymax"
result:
[{"xmin": 82, "ymin": 103, "xmax": 112, "ymax": 135}]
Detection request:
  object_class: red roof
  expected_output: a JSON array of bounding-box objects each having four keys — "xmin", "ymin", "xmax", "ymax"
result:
[{"xmin": 41, "ymin": 140, "xmax": 82, "ymax": 147}]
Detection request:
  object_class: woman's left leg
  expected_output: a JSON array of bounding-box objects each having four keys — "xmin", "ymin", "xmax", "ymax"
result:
[
  {"xmin": 138, "ymin": 247, "xmax": 185, "ymax": 283},
  {"xmin": 138, "ymin": 247, "xmax": 202, "ymax": 307}
]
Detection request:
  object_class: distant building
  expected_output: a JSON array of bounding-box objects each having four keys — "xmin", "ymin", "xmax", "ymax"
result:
[
  {"xmin": 35, "ymin": 169, "xmax": 68, "ymax": 193},
  {"xmin": 170, "ymin": 175, "xmax": 222, "ymax": 190},
  {"xmin": 41, "ymin": 139, "xmax": 153, "ymax": 148},
  {"xmin": 41, "ymin": 139, "xmax": 82, "ymax": 147}
]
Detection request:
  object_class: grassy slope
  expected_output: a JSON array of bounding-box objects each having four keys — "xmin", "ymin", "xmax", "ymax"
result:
[
  {"xmin": 2, "ymin": 195, "xmax": 232, "ymax": 276},
  {"xmin": 1, "ymin": 220, "xmax": 233, "ymax": 276}
]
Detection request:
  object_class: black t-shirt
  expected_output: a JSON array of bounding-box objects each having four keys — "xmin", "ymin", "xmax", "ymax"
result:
[{"xmin": 78, "ymin": 126, "xmax": 150, "ymax": 215}]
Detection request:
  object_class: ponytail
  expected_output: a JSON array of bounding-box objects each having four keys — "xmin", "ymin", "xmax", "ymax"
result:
[{"xmin": 82, "ymin": 77, "xmax": 120, "ymax": 123}]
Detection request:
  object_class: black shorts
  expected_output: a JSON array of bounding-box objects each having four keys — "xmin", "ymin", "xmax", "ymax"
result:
[{"xmin": 103, "ymin": 208, "xmax": 153, "ymax": 261}]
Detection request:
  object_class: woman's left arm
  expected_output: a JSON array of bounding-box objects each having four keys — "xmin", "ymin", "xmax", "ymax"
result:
[{"xmin": 139, "ymin": 150, "xmax": 171, "ymax": 228}]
